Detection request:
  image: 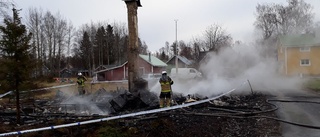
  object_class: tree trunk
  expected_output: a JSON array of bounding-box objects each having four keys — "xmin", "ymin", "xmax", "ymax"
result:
[
  {"xmin": 125, "ymin": 1, "xmax": 139, "ymax": 93},
  {"xmin": 15, "ymin": 82, "xmax": 20, "ymax": 124}
]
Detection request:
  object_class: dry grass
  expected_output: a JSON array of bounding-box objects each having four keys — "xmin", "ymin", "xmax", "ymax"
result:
[
  {"xmin": 34, "ymin": 80, "xmax": 129, "ymax": 98},
  {"xmin": 0, "ymin": 79, "xmax": 129, "ymax": 102},
  {"xmin": 87, "ymin": 82, "xmax": 128, "ymax": 93},
  {"xmin": 34, "ymin": 91, "xmax": 57, "ymax": 99}
]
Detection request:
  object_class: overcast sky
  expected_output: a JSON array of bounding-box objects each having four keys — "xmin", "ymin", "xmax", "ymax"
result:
[{"xmin": 16, "ymin": 0, "xmax": 320, "ymax": 53}]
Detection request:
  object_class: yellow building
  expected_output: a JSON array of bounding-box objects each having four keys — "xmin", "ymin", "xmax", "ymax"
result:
[{"xmin": 277, "ymin": 34, "xmax": 320, "ymax": 76}]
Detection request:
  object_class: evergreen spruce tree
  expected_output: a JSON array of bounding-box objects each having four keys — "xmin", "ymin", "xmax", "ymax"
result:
[
  {"xmin": 80, "ymin": 31, "xmax": 92, "ymax": 70},
  {"xmin": 0, "ymin": 8, "xmax": 33, "ymax": 124},
  {"xmin": 106, "ymin": 25, "xmax": 114, "ymax": 65},
  {"xmin": 95, "ymin": 26, "xmax": 106, "ymax": 66}
]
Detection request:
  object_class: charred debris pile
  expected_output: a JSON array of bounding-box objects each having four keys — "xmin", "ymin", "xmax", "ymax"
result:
[
  {"xmin": 123, "ymin": 93, "xmax": 281, "ymax": 137},
  {"xmin": 0, "ymin": 81, "xmax": 281, "ymax": 136}
]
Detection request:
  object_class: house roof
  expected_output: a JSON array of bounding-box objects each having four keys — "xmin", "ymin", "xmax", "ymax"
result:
[
  {"xmin": 94, "ymin": 65, "xmax": 116, "ymax": 71},
  {"xmin": 95, "ymin": 61, "xmax": 128, "ymax": 74},
  {"xmin": 167, "ymin": 55, "xmax": 193, "ymax": 65},
  {"xmin": 139, "ymin": 54, "xmax": 167, "ymax": 67},
  {"xmin": 278, "ymin": 34, "xmax": 320, "ymax": 47},
  {"xmin": 59, "ymin": 68, "xmax": 72, "ymax": 73},
  {"xmin": 95, "ymin": 55, "xmax": 167, "ymax": 74}
]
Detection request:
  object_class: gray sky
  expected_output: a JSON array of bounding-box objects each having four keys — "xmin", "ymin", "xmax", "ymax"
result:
[{"xmin": 16, "ymin": 0, "xmax": 320, "ymax": 53}]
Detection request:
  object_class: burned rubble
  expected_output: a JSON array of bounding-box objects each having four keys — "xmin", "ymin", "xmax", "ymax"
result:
[
  {"xmin": 0, "ymin": 79, "xmax": 160, "ymax": 126},
  {"xmin": 0, "ymin": 84, "xmax": 282, "ymax": 137},
  {"xmin": 121, "ymin": 93, "xmax": 281, "ymax": 137}
]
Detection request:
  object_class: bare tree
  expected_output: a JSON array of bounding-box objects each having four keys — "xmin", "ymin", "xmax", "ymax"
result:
[
  {"xmin": 192, "ymin": 40, "xmax": 201, "ymax": 61},
  {"xmin": 139, "ymin": 41, "xmax": 148, "ymax": 54},
  {"xmin": 40, "ymin": 11, "xmax": 69, "ymax": 75},
  {"xmin": 65, "ymin": 20, "xmax": 75, "ymax": 68},
  {"xmin": 26, "ymin": 7, "xmax": 44, "ymax": 76},
  {"xmin": 280, "ymin": 0, "xmax": 313, "ymax": 34},
  {"xmin": 254, "ymin": 0, "xmax": 314, "ymax": 57},
  {"xmin": 53, "ymin": 13, "xmax": 68, "ymax": 76},
  {"xmin": 203, "ymin": 24, "xmax": 232, "ymax": 52},
  {"xmin": 311, "ymin": 21, "xmax": 320, "ymax": 34},
  {"xmin": 192, "ymin": 37, "xmax": 206, "ymax": 51},
  {"xmin": 255, "ymin": 0, "xmax": 314, "ymax": 38},
  {"xmin": 165, "ymin": 41, "xmax": 171, "ymax": 57},
  {"xmin": 0, "ymin": 0, "xmax": 11, "ymax": 20},
  {"xmin": 42, "ymin": 11, "xmax": 55, "ymax": 73},
  {"xmin": 26, "ymin": 9, "xmax": 71, "ymax": 76},
  {"xmin": 254, "ymin": 4, "xmax": 278, "ymax": 40}
]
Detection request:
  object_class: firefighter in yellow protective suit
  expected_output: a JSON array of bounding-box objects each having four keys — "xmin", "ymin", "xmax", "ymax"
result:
[
  {"xmin": 77, "ymin": 72, "xmax": 87, "ymax": 95},
  {"xmin": 159, "ymin": 71, "xmax": 174, "ymax": 108}
]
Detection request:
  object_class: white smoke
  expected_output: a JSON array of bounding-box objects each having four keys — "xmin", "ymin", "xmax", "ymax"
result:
[
  {"xmin": 59, "ymin": 95, "xmax": 109, "ymax": 115},
  {"xmin": 150, "ymin": 44, "xmax": 305, "ymax": 97},
  {"xmin": 57, "ymin": 86, "xmax": 110, "ymax": 115}
]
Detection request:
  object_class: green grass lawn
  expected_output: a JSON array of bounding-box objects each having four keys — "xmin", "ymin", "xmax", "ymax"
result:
[{"xmin": 305, "ymin": 78, "xmax": 320, "ymax": 92}]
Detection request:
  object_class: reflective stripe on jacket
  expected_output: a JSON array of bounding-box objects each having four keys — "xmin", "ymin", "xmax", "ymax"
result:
[
  {"xmin": 160, "ymin": 76, "xmax": 173, "ymax": 92},
  {"xmin": 77, "ymin": 78, "xmax": 85, "ymax": 87},
  {"xmin": 160, "ymin": 81, "xmax": 172, "ymax": 92}
]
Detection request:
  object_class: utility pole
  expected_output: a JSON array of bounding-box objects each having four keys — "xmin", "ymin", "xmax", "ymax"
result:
[
  {"xmin": 175, "ymin": 19, "xmax": 178, "ymax": 74},
  {"xmin": 124, "ymin": 0, "xmax": 141, "ymax": 93}
]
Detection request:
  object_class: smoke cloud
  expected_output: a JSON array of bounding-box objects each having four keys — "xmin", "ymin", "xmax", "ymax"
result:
[
  {"xmin": 150, "ymin": 44, "xmax": 305, "ymax": 97},
  {"xmin": 54, "ymin": 43, "xmax": 306, "ymax": 115},
  {"xmin": 57, "ymin": 86, "xmax": 111, "ymax": 115}
]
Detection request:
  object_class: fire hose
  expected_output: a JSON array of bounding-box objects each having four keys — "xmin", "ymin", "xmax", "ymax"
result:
[
  {"xmin": 0, "ymin": 84, "xmax": 76, "ymax": 99},
  {"xmin": 0, "ymin": 81, "xmax": 248, "ymax": 136}
]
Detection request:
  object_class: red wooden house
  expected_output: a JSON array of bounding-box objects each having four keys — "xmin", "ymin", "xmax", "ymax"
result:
[{"xmin": 95, "ymin": 54, "xmax": 167, "ymax": 81}]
